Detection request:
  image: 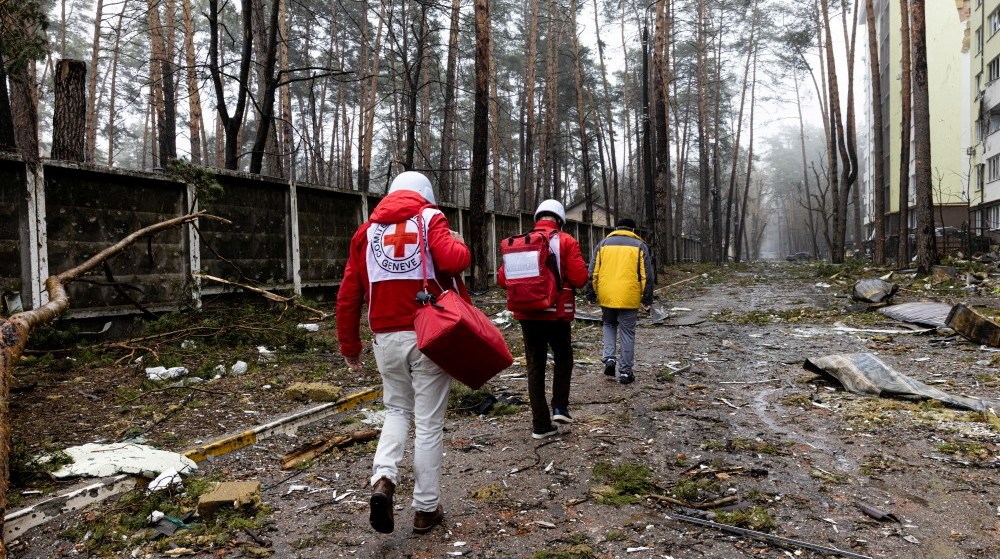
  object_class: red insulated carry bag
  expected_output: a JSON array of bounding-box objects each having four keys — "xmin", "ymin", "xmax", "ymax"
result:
[
  {"xmin": 412, "ymin": 215, "xmax": 513, "ymax": 389},
  {"xmin": 499, "ymin": 230, "xmax": 561, "ymax": 312}
]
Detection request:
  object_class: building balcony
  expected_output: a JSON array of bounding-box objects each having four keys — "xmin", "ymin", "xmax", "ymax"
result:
[{"xmin": 985, "ymin": 79, "xmax": 1000, "ymax": 113}]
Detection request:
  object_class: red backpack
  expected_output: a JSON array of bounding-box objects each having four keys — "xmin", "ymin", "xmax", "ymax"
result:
[{"xmin": 500, "ymin": 230, "xmax": 561, "ymax": 312}]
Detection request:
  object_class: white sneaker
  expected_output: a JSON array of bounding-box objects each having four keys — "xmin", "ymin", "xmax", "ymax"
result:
[{"xmin": 531, "ymin": 426, "xmax": 559, "ymax": 440}]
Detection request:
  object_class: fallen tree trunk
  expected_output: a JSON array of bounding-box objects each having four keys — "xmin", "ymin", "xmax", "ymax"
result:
[
  {"xmin": 0, "ymin": 210, "xmax": 226, "ymax": 556},
  {"xmin": 193, "ymin": 273, "xmax": 329, "ymax": 319}
]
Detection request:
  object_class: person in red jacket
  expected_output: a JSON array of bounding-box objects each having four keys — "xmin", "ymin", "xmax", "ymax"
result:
[
  {"xmin": 498, "ymin": 199, "xmax": 589, "ymax": 439},
  {"xmin": 337, "ymin": 171, "xmax": 470, "ymax": 535}
]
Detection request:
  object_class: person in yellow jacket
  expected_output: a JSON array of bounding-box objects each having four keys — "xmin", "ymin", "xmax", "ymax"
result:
[{"xmin": 587, "ymin": 218, "xmax": 654, "ymax": 384}]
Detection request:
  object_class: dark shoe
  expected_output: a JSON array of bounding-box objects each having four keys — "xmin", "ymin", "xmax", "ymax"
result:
[
  {"xmin": 370, "ymin": 477, "xmax": 395, "ymax": 534},
  {"xmin": 603, "ymin": 358, "xmax": 617, "ymax": 376},
  {"xmin": 618, "ymin": 372, "xmax": 635, "ymax": 385},
  {"xmin": 531, "ymin": 425, "xmax": 559, "ymax": 440},
  {"xmin": 552, "ymin": 408, "xmax": 573, "ymax": 424},
  {"xmin": 413, "ymin": 505, "xmax": 444, "ymax": 534}
]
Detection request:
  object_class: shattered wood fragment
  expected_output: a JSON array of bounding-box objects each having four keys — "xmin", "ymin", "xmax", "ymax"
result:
[
  {"xmin": 281, "ymin": 429, "xmax": 379, "ymax": 470},
  {"xmin": 946, "ymin": 304, "xmax": 1000, "ymax": 347}
]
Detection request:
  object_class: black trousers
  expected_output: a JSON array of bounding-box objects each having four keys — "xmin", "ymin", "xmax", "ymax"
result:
[{"xmin": 519, "ymin": 319, "xmax": 573, "ymax": 432}]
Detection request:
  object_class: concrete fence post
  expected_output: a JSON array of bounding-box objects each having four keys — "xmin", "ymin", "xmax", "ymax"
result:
[
  {"xmin": 186, "ymin": 183, "xmax": 203, "ymax": 309},
  {"xmin": 20, "ymin": 164, "xmax": 49, "ymax": 309},
  {"xmin": 288, "ymin": 179, "xmax": 302, "ymax": 295}
]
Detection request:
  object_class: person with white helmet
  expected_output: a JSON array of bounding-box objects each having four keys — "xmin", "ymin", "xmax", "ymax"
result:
[
  {"xmin": 498, "ymin": 199, "xmax": 589, "ymax": 439},
  {"xmin": 337, "ymin": 171, "xmax": 469, "ymax": 535}
]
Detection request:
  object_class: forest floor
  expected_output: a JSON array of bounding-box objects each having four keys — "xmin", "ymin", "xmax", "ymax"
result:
[{"xmin": 9, "ymin": 259, "xmax": 1000, "ymax": 559}]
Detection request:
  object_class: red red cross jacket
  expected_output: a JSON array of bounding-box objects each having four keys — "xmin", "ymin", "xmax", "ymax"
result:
[
  {"xmin": 336, "ymin": 190, "xmax": 471, "ymax": 359},
  {"xmin": 497, "ymin": 219, "xmax": 589, "ymax": 321}
]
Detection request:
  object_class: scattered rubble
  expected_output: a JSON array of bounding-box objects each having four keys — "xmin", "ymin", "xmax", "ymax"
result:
[
  {"xmin": 282, "ymin": 382, "xmax": 343, "ymax": 402},
  {"xmin": 804, "ymin": 353, "xmax": 1000, "ymax": 412},
  {"xmin": 196, "ymin": 481, "xmax": 261, "ymax": 519},
  {"xmin": 852, "ymin": 279, "xmax": 898, "ymax": 304},
  {"xmin": 50, "ymin": 443, "xmax": 197, "ymax": 479}
]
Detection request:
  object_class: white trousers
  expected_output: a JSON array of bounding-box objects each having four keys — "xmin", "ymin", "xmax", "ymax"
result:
[{"xmin": 370, "ymin": 330, "xmax": 451, "ymax": 512}]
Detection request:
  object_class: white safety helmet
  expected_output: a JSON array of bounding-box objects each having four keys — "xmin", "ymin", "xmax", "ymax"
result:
[
  {"xmin": 388, "ymin": 171, "xmax": 436, "ymax": 204},
  {"xmin": 534, "ymin": 199, "xmax": 566, "ymax": 223}
]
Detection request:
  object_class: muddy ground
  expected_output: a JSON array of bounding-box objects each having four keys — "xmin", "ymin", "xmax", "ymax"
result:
[{"xmin": 9, "ymin": 261, "xmax": 1000, "ymax": 559}]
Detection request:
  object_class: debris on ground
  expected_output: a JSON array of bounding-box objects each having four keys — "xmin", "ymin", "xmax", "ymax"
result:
[
  {"xmin": 878, "ymin": 301, "xmax": 954, "ymax": 329},
  {"xmin": 851, "ymin": 279, "xmax": 898, "ymax": 304},
  {"xmin": 145, "ymin": 366, "xmax": 189, "ymax": 381},
  {"xmin": 50, "ymin": 443, "xmax": 198, "ymax": 479},
  {"xmin": 196, "ymin": 481, "xmax": 262, "ymax": 519},
  {"xmin": 947, "ymin": 304, "xmax": 1000, "ymax": 347},
  {"xmin": 803, "ymin": 353, "xmax": 1000, "ymax": 412},
  {"xmin": 230, "ymin": 360, "xmax": 249, "ymax": 375},
  {"xmin": 296, "ymin": 323, "xmax": 320, "ymax": 332},
  {"xmin": 857, "ymin": 501, "xmax": 900, "ymax": 523},
  {"xmin": 491, "ymin": 310, "xmax": 515, "ymax": 329},
  {"xmin": 282, "ymin": 382, "xmax": 343, "ymax": 402},
  {"xmin": 281, "ymin": 429, "xmax": 379, "ymax": 469},
  {"xmin": 147, "ymin": 468, "xmax": 183, "ymax": 492}
]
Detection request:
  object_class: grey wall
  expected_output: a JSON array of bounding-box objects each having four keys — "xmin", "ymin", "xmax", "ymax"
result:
[{"xmin": 5, "ymin": 156, "xmax": 692, "ymax": 318}]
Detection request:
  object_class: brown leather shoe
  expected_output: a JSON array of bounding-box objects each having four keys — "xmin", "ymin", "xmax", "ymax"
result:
[
  {"xmin": 412, "ymin": 505, "xmax": 444, "ymax": 534},
  {"xmin": 369, "ymin": 477, "xmax": 395, "ymax": 534}
]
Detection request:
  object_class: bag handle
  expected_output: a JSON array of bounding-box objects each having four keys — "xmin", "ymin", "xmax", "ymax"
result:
[{"xmin": 415, "ymin": 210, "xmax": 445, "ymax": 307}]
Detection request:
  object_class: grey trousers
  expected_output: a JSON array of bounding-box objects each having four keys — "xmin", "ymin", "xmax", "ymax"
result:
[{"xmin": 602, "ymin": 307, "xmax": 638, "ymax": 374}]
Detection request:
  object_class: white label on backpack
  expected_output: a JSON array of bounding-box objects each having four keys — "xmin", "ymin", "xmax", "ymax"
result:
[{"xmin": 503, "ymin": 250, "xmax": 542, "ymax": 279}]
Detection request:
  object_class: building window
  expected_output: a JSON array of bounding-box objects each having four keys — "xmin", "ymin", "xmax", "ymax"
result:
[
  {"xmin": 976, "ymin": 117, "xmax": 983, "ymax": 142},
  {"xmin": 978, "ymin": 164, "xmax": 986, "ymax": 190},
  {"xmin": 989, "ymin": 206, "xmax": 1000, "ymax": 230},
  {"xmin": 989, "ymin": 155, "xmax": 1000, "ymax": 182},
  {"xmin": 975, "ymin": 210, "xmax": 983, "ymax": 233},
  {"xmin": 977, "ymin": 27, "xmax": 984, "ymax": 53},
  {"xmin": 990, "ymin": 56, "xmax": 1000, "ymax": 82},
  {"xmin": 991, "ymin": 8, "xmax": 1000, "ymax": 36}
]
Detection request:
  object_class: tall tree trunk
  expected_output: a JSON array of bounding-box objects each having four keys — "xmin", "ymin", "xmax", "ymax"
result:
[
  {"xmin": 569, "ymin": 0, "xmax": 593, "ymax": 222},
  {"xmin": 489, "ymin": 22, "xmax": 503, "ymax": 211},
  {"xmin": 209, "ymin": 0, "xmax": 254, "ymax": 170},
  {"xmin": 357, "ymin": 0, "xmax": 385, "ymax": 192},
  {"xmin": 820, "ymin": 0, "xmax": 845, "ymax": 261},
  {"xmin": 695, "ymin": 0, "xmax": 711, "ymax": 261},
  {"xmin": 470, "ymin": 0, "xmax": 492, "ymax": 290},
  {"xmin": 724, "ymin": 2, "xmax": 756, "ymax": 260},
  {"xmin": 866, "ymin": 0, "xmax": 886, "ymax": 264},
  {"xmin": 279, "ymin": 0, "xmax": 293, "ymax": 180},
  {"xmin": 641, "ymin": 26, "xmax": 654, "ymax": 238},
  {"xmin": 182, "ymin": 0, "xmax": 204, "ymax": 165},
  {"xmin": 653, "ymin": 0, "xmax": 673, "ymax": 265},
  {"xmin": 735, "ymin": 47, "xmax": 757, "ymax": 263},
  {"xmin": 249, "ymin": 0, "xmax": 281, "ymax": 175},
  {"xmin": 794, "ymin": 71, "xmax": 820, "ymax": 258},
  {"xmin": 402, "ymin": 2, "xmax": 427, "ymax": 171},
  {"xmin": 439, "ymin": 0, "xmax": 462, "ymax": 203},
  {"xmin": 842, "ymin": 0, "xmax": 860, "ymax": 257},
  {"xmin": 897, "ymin": 0, "xmax": 912, "ymax": 266},
  {"xmin": 51, "ymin": 59, "xmax": 87, "ymax": 162},
  {"xmin": 594, "ymin": 0, "xmax": 618, "ymax": 225},
  {"xmin": 148, "ymin": 0, "xmax": 177, "ymax": 164},
  {"xmin": 85, "ymin": 0, "xmax": 104, "ymax": 162},
  {"xmin": 619, "ymin": 3, "xmax": 632, "ymax": 218},
  {"xmin": 910, "ymin": 0, "xmax": 936, "ymax": 272}
]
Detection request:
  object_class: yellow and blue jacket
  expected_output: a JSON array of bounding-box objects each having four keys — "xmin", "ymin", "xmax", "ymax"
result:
[{"xmin": 589, "ymin": 229, "xmax": 653, "ymax": 309}]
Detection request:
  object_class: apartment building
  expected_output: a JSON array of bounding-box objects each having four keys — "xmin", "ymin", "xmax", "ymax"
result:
[
  {"xmin": 859, "ymin": 0, "xmax": 971, "ymax": 253},
  {"xmin": 971, "ymin": 0, "xmax": 1000, "ymax": 240}
]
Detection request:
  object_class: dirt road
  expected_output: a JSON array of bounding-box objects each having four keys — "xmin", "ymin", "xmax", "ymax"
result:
[{"xmin": 12, "ymin": 262, "xmax": 1000, "ymax": 558}]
